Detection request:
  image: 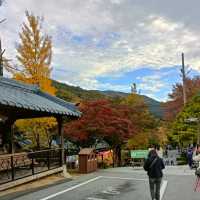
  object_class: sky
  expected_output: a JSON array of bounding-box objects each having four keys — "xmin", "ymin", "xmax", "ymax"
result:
[{"xmin": 1, "ymin": 0, "xmax": 200, "ymax": 101}]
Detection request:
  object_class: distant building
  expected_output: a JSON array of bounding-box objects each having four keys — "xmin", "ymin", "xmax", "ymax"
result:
[{"xmin": 131, "ymin": 83, "xmax": 137, "ymax": 94}]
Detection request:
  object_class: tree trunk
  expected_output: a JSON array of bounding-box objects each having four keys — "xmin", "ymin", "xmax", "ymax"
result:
[
  {"xmin": 113, "ymin": 145, "xmax": 122, "ymax": 167},
  {"xmin": 116, "ymin": 145, "xmax": 122, "ymax": 167},
  {"xmin": 118, "ymin": 145, "xmax": 122, "ymax": 167},
  {"xmin": 48, "ymin": 140, "xmax": 52, "ymax": 149},
  {"xmin": 112, "ymin": 150, "xmax": 115, "ymax": 168},
  {"xmin": 36, "ymin": 133, "xmax": 40, "ymax": 150}
]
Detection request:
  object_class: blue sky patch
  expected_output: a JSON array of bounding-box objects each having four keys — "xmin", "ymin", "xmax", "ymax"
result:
[{"xmin": 96, "ymin": 66, "xmax": 200, "ymax": 101}]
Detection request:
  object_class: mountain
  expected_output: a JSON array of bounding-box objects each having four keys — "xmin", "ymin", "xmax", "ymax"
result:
[
  {"xmin": 52, "ymin": 80, "xmax": 164, "ymax": 118},
  {"xmin": 100, "ymin": 91, "xmax": 163, "ymax": 118},
  {"xmin": 100, "ymin": 90, "xmax": 129, "ymax": 98},
  {"xmin": 142, "ymin": 95, "xmax": 164, "ymax": 119},
  {"xmin": 52, "ymin": 80, "xmax": 106, "ymax": 101}
]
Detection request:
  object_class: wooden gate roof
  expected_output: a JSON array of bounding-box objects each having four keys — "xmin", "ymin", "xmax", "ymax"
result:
[{"xmin": 0, "ymin": 77, "xmax": 81, "ymax": 119}]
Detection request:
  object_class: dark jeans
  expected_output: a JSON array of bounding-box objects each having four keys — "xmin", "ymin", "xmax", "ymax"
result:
[
  {"xmin": 149, "ymin": 178, "xmax": 162, "ymax": 200},
  {"xmin": 188, "ymin": 158, "xmax": 193, "ymax": 168}
]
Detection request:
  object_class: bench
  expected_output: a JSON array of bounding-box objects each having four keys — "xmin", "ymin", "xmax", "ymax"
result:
[{"xmin": 131, "ymin": 158, "xmax": 144, "ymax": 167}]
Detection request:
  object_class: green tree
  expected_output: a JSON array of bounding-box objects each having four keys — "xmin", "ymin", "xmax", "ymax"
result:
[
  {"xmin": 170, "ymin": 95, "xmax": 200, "ymax": 146},
  {"xmin": 118, "ymin": 94, "xmax": 159, "ymax": 149}
]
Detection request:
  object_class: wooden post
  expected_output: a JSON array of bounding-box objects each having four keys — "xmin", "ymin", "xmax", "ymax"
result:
[
  {"xmin": 57, "ymin": 117, "xmax": 64, "ymax": 165},
  {"xmin": 10, "ymin": 120, "xmax": 16, "ymax": 181},
  {"xmin": 57, "ymin": 116, "xmax": 72, "ymax": 178},
  {"xmin": 10, "ymin": 123, "xmax": 15, "ymax": 154},
  {"xmin": 4, "ymin": 119, "xmax": 16, "ymax": 154}
]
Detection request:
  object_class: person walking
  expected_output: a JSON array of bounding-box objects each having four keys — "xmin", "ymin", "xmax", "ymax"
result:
[
  {"xmin": 156, "ymin": 145, "xmax": 163, "ymax": 159},
  {"xmin": 192, "ymin": 146, "xmax": 200, "ymax": 191},
  {"xmin": 192, "ymin": 145, "xmax": 200, "ymax": 168},
  {"xmin": 187, "ymin": 148, "xmax": 193, "ymax": 169},
  {"xmin": 144, "ymin": 149, "xmax": 165, "ymax": 200}
]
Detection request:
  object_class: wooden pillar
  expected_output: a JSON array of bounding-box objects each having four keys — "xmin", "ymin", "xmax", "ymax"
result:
[
  {"xmin": 56, "ymin": 116, "xmax": 72, "ymax": 178},
  {"xmin": 3, "ymin": 119, "xmax": 15, "ymax": 154},
  {"xmin": 10, "ymin": 123, "xmax": 15, "ymax": 154},
  {"xmin": 57, "ymin": 116, "xmax": 64, "ymax": 165}
]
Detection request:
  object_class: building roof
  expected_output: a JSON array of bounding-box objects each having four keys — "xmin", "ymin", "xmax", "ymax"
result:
[
  {"xmin": 93, "ymin": 140, "xmax": 110, "ymax": 152},
  {"xmin": 79, "ymin": 148, "xmax": 95, "ymax": 155},
  {"xmin": 0, "ymin": 77, "xmax": 81, "ymax": 118}
]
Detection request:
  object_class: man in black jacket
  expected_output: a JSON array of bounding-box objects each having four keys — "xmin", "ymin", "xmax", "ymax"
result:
[{"xmin": 144, "ymin": 149, "xmax": 165, "ymax": 200}]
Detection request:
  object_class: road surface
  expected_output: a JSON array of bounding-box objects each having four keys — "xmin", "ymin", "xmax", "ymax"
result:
[{"xmin": 1, "ymin": 166, "xmax": 199, "ymax": 200}]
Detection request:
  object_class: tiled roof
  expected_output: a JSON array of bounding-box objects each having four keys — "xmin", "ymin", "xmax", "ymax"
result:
[{"xmin": 0, "ymin": 77, "xmax": 81, "ymax": 117}]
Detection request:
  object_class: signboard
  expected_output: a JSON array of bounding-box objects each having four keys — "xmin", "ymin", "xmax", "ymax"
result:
[{"xmin": 131, "ymin": 150, "xmax": 148, "ymax": 159}]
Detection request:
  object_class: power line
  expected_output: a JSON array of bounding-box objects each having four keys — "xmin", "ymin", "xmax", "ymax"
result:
[{"xmin": 0, "ymin": 18, "xmax": 6, "ymax": 24}]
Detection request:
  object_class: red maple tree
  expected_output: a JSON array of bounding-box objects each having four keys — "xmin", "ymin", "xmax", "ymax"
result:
[
  {"xmin": 64, "ymin": 99, "xmax": 136, "ymax": 166},
  {"xmin": 164, "ymin": 77, "xmax": 200, "ymax": 121}
]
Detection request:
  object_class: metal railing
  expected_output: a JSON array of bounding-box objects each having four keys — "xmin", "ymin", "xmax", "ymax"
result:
[{"xmin": 0, "ymin": 148, "xmax": 62, "ymax": 185}]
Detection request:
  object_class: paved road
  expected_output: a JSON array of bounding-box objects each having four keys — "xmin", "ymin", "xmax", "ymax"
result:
[{"xmin": 1, "ymin": 166, "xmax": 200, "ymax": 200}]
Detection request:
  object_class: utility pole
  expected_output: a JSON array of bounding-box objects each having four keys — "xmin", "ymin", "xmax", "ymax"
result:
[
  {"xmin": 197, "ymin": 118, "xmax": 200, "ymax": 145},
  {"xmin": 0, "ymin": 39, "xmax": 5, "ymax": 76},
  {"xmin": 0, "ymin": 39, "xmax": 3, "ymax": 76},
  {"xmin": 181, "ymin": 53, "xmax": 187, "ymax": 105}
]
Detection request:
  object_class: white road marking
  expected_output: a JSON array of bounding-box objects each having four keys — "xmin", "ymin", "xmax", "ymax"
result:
[
  {"xmin": 101, "ymin": 176, "xmax": 147, "ymax": 181},
  {"xmin": 102, "ymin": 187, "xmax": 120, "ymax": 195},
  {"xmin": 39, "ymin": 176, "xmax": 102, "ymax": 200},
  {"xmin": 39, "ymin": 175, "xmax": 168, "ymax": 200},
  {"xmin": 87, "ymin": 198, "xmax": 106, "ymax": 200},
  {"xmin": 160, "ymin": 180, "xmax": 168, "ymax": 200},
  {"xmin": 102, "ymin": 190, "xmax": 120, "ymax": 195}
]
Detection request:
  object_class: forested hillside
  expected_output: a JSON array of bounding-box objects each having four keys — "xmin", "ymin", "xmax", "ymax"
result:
[{"xmin": 53, "ymin": 80, "xmax": 164, "ymax": 118}]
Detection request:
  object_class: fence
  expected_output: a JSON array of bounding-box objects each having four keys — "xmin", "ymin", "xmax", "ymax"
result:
[{"xmin": 0, "ymin": 148, "xmax": 62, "ymax": 185}]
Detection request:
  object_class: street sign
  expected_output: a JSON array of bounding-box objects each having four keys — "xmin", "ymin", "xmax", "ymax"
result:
[{"xmin": 131, "ymin": 150, "xmax": 148, "ymax": 159}]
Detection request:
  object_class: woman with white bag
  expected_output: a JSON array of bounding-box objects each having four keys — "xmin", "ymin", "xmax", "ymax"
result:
[{"xmin": 192, "ymin": 146, "xmax": 200, "ymax": 191}]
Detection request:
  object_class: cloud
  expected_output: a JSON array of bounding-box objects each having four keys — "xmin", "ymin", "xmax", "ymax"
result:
[
  {"xmin": 57, "ymin": 73, "xmax": 130, "ymax": 92},
  {"xmin": 1, "ymin": 0, "xmax": 200, "ymax": 100},
  {"xmin": 151, "ymin": 16, "xmax": 180, "ymax": 32},
  {"xmin": 137, "ymin": 75, "xmax": 165, "ymax": 93},
  {"xmin": 136, "ymin": 71, "xmax": 175, "ymax": 101}
]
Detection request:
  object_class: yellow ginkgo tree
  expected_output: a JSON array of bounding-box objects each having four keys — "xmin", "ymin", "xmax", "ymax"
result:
[{"xmin": 9, "ymin": 11, "xmax": 57, "ymax": 149}]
